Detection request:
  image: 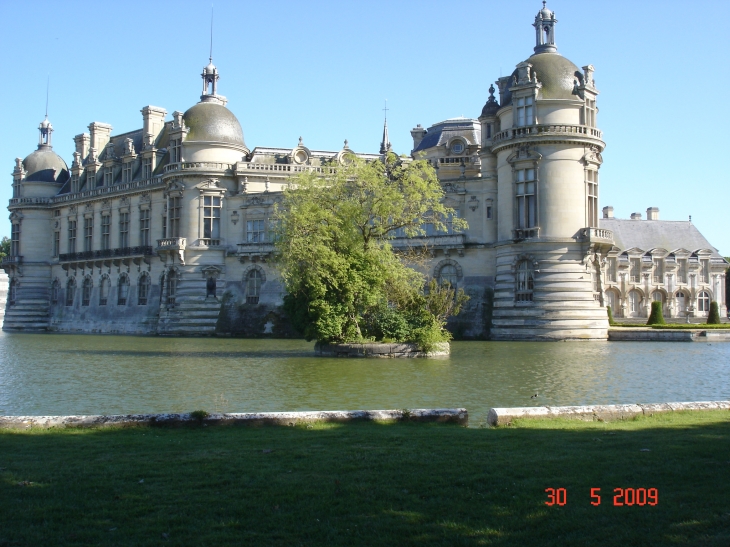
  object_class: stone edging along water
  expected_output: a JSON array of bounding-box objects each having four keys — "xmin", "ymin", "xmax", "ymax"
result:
[
  {"xmin": 314, "ymin": 342, "xmax": 450, "ymax": 358},
  {"xmin": 487, "ymin": 400, "xmax": 730, "ymax": 427},
  {"xmin": 0, "ymin": 408, "xmax": 468, "ymax": 430},
  {"xmin": 608, "ymin": 329, "xmax": 730, "ymax": 342}
]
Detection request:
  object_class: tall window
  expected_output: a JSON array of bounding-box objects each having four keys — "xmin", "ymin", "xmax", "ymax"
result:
[
  {"xmin": 653, "ymin": 258, "xmax": 664, "ymax": 283},
  {"xmin": 698, "ymin": 291, "xmax": 710, "ymax": 313},
  {"xmin": 203, "ymin": 196, "xmax": 221, "ymax": 242},
  {"xmin": 515, "ymin": 260, "xmax": 534, "ymax": 302},
  {"xmin": 8, "ymin": 278, "xmax": 16, "ymax": 306},
  {"xmin": 10, "ymin": 223, "xmax": 20, "ymax": 256},
  {"xmin": 162, "ymin": 214, "xmax": 167, "ymax": 239},
  {"xmin": 82, "ymin": 277, "xmax": 92, "ymax": 306},
  {"xmin": 607, "ymin": 257, "xmax": 617, "ymax": 283},
  {"xmin": 122, "ymin": 162, "xmax": 132, "ymax": 183},
  {"xmin": 53, "ymin": 231, "xmax": 60, "ymax": 257},
  {"xmin": 140, "ymin": 209, "xmax": 150, "ymax": 246},
  {"xmin": 170, "ymin": 139, "xmax": 181, "ymax": 163},
  {"xmin": 516, "ymin": 168, "xmax": 536, "ymax": 229},
  {"xmin": 630, "ymin": 258, "xmax": 641, "ymax": 283},
  {"xmin": 119, "ymin": 212, "xmax": 129, "ymax": 248},
  {"xmin": 169, "ymin": 197, "xmax": 181, "ymax": 238},
  {"xmin": 438, "ymin": 264, "xmax": 458, "ymax": 288},
  {"xmin": 677, "ymin": 259, "xmax": 688, "ymax": 283},
  {"xmin": 586, "ymin": 170, "xmax": 598, "ymax": 227},
  {"xmin": 87, "ymin": 171, "xmax": 96, "ymax": 187},
  {"xmin": 118, "ymin": 274, "xmax": 129, "ymax": 306},
  {"xmin": 68, "ymin": 220, "xmax": 77, "ymax": 253},
  {"xmin": 142, "ymin": 157, "xmax": 152, "ymax": 179},
  {"xmin": 584, "ymin": 99, "xmax": 596, "ymax": 127},
  {"xmin": 138, "ymin": 274, "xmax": 150, "ymax": 305},
  {"xmin": 652, "ymin": 291, "xmax": 664, "ymax": 304},
  {"xmin": 700, "ymin": 259, "xmax": 709, "ymax": 283},
  {"xmin": 246, "ymin": 270, "xmax": 262, "ymax": 304},
  {"xmin": 84, "ymin": 217, "xmax": 93, "ymax": 252},
  {"xmin": 66, "ymin": 278, "xmax": 76, "ymax": 306},
  {"xmin": 71, "ymin": 174, "xmax": 79, "ymax": 193},
  {"xmin": 99, "ymin": 277, "xmax": 109, "ymax": 306},
  {"xmin": 51, "ymin": 279, "xmax": 60, "ymax": 304},
  {"xmin": 516, "ymin": 96, "xmax": 534, "ymax": 127},
  {"xmin": 166, "ymin": 272, "xmax": 177, "ymax": 306},
  {"xmin": 628, "ymin": 290, "xmax": 640, "ymax": 314},
  {"xmin": 104, "ymin": 167, "xmax": 114, "ymax": 186},
  {"xmin": 101, "ymin": 214, "xmax": 111, "ymax": 250},
  {"xmin": 247, "ymin": 219, "xmax": 265, "ymax": 243}
]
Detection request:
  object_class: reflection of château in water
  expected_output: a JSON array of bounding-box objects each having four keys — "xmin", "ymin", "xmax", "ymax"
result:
[{"xmin": 2, "ymin": 4, "xmax": 726, "ymax": 338}]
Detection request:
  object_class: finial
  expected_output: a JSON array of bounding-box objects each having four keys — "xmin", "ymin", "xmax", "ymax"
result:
[
  {"xmin": 689, "ymin": 215, "xmax": 692, "ymax": 222},
  {"xmin": 383, "ymin": 99, "xmax": 389, "ymax": 121},
  {"xmin": 489, "ymin": 84, "xmax": 495, "ymax": 97},
  {"xmin": 298, "ymin": 136, "xmax": 303, "ymax": 146},
  {"xmin": 543, "ymin": 0, "xmax": 546, "ymax": 8},
  {"xmin": 45, "ymin": 76, "xmax": 49, "ymax": 120},
  {"xmin": 343, "ymin": 139, "xmax": 349, "ymax": 149}
]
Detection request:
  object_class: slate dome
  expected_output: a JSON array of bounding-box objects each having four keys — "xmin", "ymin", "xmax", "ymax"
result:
[
  {"xmin": 182, "ymin": 101, "xmax": 246, "ymax": 149},
  {"xmin": 502, "ymin": 52, "xmax": 581, "ymax": 106},
  {"xmin": 22, "ymin": 146, "xmax": 70, "ymax": 184}
]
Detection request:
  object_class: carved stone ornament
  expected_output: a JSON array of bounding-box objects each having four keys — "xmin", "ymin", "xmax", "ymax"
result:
[
  {"xmin": 468, "ymin": 196, "xmax": 479, "ymax": 211},
  {"xmin": 9, "ymin": 211, "xmax": 23, "ymax": 223},
  {"xmin": 201, "ymin": 265, "xmax": 222, "ymax": 279},
  {"xmin": 85, "ymin": 203, "xmax": 94, "ymax": 212},
  {"xmin": 101, "ymin": 199, "xmax": 111, "ymax": 210},
  {"xmin": 582, "ymin": 145, "xmax": 603, "ymax": 166},
  {"xmin": 124, "ymin": 138, "xmax": 135, "ymax": 155},
  {"xmin": 120, "ymin": 197, "xmax": 131, "ymax": 208},
  {"xmin": 199, "ymin": 178, "xmax": 220, "ymax": 189},
  {"xmin": 69, "ymin": 205, "xmax": 78, "ymax": 215},
  {"xmin": 139, "ymin": 193, "xmax": 151, "ymax": 203},
  {"xmin": 507, "ymin": 145, "xmax": 542, "ymax": 164}
]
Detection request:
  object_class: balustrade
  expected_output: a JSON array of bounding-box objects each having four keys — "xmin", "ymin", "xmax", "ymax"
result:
[
  {"xmin": 156, "ymin": 238, "xmax": 186, "ymax": 250},
  {"xmin": 58, "ymin": 246, "xmax": 153, "ymax": 262},
  {"xmin": 493, "ymin": 124, "xmax": 603, "ymax": 144}
]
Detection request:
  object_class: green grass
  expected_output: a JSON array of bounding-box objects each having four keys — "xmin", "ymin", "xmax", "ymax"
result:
[{"xmin": 1, "ymin": 410, "xmax": 729, "ymax": 546}]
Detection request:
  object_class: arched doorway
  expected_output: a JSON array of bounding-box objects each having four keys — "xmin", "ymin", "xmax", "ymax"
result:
[
  {"xmin": 676, "ymin": 291, "xmax": 687, "ymax": 317},
  {"xmin": 628, "ymin": 290, "xmax": 642, "ymax": 318}
]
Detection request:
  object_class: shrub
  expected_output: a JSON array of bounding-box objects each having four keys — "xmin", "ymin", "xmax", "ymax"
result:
[
  {"xmin": 606, "ymin": 306, "xmax": 615, "ymax": 325},
  {"xmin": 646, "ymin": 301, "xmax": 666, "ymax": 325},
  {"xmin": 707, "ymin": 301, "xmax": 721, "ymax": 324}
]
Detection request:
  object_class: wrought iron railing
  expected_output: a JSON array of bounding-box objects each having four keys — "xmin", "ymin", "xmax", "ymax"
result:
[{"xmin": 58, "ymin": 246, "xmax": 153, "ymax": 262}]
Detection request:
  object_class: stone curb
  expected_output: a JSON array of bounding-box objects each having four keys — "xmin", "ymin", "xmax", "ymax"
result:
[
  {"xmin": 0, "ymin": 408, "xmax": 468, "ymax": 430},
  {"xmin": 487, "ymin": 400, "xmax": 730, "ymax": 427},
  {"xmin": 314, "ymin": 342, "xmax": 450, "ymax": 358}
]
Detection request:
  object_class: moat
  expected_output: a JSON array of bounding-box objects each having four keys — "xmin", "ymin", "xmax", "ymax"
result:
[{"xmin": 0, "ymin": 333, "xmax": 728, "ymax": 425}]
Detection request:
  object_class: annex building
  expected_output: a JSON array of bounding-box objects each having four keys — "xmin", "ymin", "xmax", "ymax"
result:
[{"xmin": 3, "ymin": 4, "xmax": 727, "ymax": 339}]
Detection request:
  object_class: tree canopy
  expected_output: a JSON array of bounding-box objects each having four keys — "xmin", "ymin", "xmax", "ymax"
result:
[{"xmin": 274, "ymin": 153, "xmax": 468, "ymax": 350}]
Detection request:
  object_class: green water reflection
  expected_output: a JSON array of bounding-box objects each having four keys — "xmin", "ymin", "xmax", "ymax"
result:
[{"xmin": 1, "ymin": 333, "xmax": 728, "ymax": 424}]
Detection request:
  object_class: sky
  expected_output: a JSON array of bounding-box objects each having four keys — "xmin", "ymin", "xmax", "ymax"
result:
[{"xmin": 0, "ymin": 0, "xmax": 727, "ymax": 255}]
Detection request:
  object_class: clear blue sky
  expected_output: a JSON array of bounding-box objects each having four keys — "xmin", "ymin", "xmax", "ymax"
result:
[{"xmin": 1, "ymin": 0, "xmax": 727, "ymax": 255}]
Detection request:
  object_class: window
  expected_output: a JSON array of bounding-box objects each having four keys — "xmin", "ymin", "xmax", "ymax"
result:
[
  {"xmin": 87, "ymin": 171, "xmax": 96, "ymax": 188},
  {"xmin": 516, "ymin": 168, "xmax": 536, "ymax": 229},
  {"xmin": 53, "ymin": 231, "xmax": 60, "ymax": 257},
  {"xmin": 119, "ymin": 211, "xmax": 129, "ymax": 248},
  {"xmin": 140, "ymin": 209, "xmax": 150, "ymax": 246},
  {"xmin": 584, "ymin": 98, "xmax": 596, "ymax": 127},
  {"xmin": 630, "ymin": 258, "xmax": 641, "ymax": 283},
  {"xmin": 516, "ymin": 96, "xmax": 534, "ymax": 127},
  {"xmin": 166, "ymin": 272, "xmax": 177, "ymax": 306},
  {"xmin": 51, "ymin": 279, "xmax": 59, "ymax": 304},
  {"xmin": 71, "ymin": 174, "xmax": 79, "ymax": 193},
  {"xmin": 171, "ymin": 139, "xmax": 182, "ymax": 163},
  {"xmin": 101, "ymin": 214, "xmax": 111, "ymax": 250},
  {"xmin": 586, "ymin": 170, "xmax": 598, "ymax": 227},
  {"xmin": 628, "ymin": 290, "xmax": 640, "ymax": 314},
  {"xmin": 8, "ymin": 278, "xmax": 16, "ymax": 306},
  {"xmin": 652, "ymin": 290, "xmax": 664, "ymax": 304},
  {"xmin": 698, "ymin": 291, "xmax": 710, "ymax": 313},
  {"xmin": 606, "ymin": 289, "xmax": 617, "ymax": 311},
  {"xmin": 445, "ymin": 211, "xmax": 461, "ymax": 234},
  {"xmin": 142, "ymin": 157, "xmax": 152, "ymax": 179},
  {"xmin": 99, "ymin": 277, "xmax": 109, "ymax": 306},
  {"xmin": 169, "ymin": 197, "xmax": 181, "ymax": 238},
  {"xmin": 451, "ymin": 142, "xmax": 464, "ymax": 154},
  {"xmin": 162, "ymin": 214, "xmax": 167, "ymax": 239},
  {"xmin": 247, "ymin": 219, "xmax": 265, "ymax": 243},
  {"xmin": 653, "ymin": 258, "xmax": 664, "ymax": 283},
  {"xmin": 122, "ymin": 162, "xmax": 133, "ymax": 183},
  {"xmin": 68, "ymin": 220, "xmax": 77, "ymax": 253},
  {"xmin": 104, "ymin": 167, "xmax": 113, "ymax": 186},
  {"xmin": 607, "ymin": 257, "xmax": 617, "ymax": 283},
  {"xmin": 677, "ymin": 259, "xmax": 688, "ymax": 283},
  {"xmin": 515, "ymin": 260, "xmax": 534, "ymax": 302},
  {"xmin": 138, "ymin": 274, "xmax": 150, "ymax": 305},
  {"xmin": 117, "ymin": 274, "xmax": 129, "ymax": 306},
  {"xmin": 82, "ymin": 277, "xmax": 92, "ymax": 306},
  {"xmin": 84, "ymin": 217, "xmax": 93, "ymax": 252},
  {"xmin": 485, "ymin": 123, "xmax": 492, "ymax": 139},
  {"xmin": 438, "ymin": 264, "xmax": 458, "ymax": 288},
  {"xmin": 700, "ymin": 259, "xmax": 709, "ymax": 283},
  {"xmin": 203, "ymin": 196, "xmax": 221, "ymax": 242},
  {"xmin": 10, "ymin": 223, "xmax": 20, "ymax": 256},
  {"xmin": 486, "ymin": 205, "xmax": 493, "ymax": 220},
  {"xmin": 246, "ymin": 269, "xmax": 263, "ymax": 304},
  {"xmin": 66, "ymin": 278, "xmax": 76, "ymax": 306}
]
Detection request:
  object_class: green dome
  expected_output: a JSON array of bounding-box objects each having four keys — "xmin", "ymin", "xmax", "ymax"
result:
[
  {"xmin": 182, "ymin": 101, "xmax": 246, "ymax": 148},
  {"xmin": 22, "ymin": 146, "xmax": 70, "ymax": 184},
  {"xmin": 503, "ymin": 53, "xmax": 582, "ymax": 106}
]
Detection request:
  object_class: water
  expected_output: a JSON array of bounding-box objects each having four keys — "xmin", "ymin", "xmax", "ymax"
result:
[{"xmin": 0, "ymin": 332, "xmax": 728, "ymax": 425}]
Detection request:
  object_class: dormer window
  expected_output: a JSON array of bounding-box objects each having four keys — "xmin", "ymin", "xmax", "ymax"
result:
[
  {"xmin": 122, "ymin": 162, "xmax": 132, "ymax": 183},
  {"xmin": 104, "ymin": 167, "xmax": 114, "ymax": 186},
  {"xmin": 516, "ymin": 97, "xmax": 534, "ymax": 127},
  {"xmin": 451, "ymin": 142, "xmax": 464, "ymax": 155},
  {"xmin": 171, "ymin": 139, "xmax": 182, "ymax": 163},
  {"xmin": 583, "ymin": 98, "xmax": 596, "ymax": 127},
  {"xmin": 142, "ymin": 158, "xmax": 152, "ymax": 179}
]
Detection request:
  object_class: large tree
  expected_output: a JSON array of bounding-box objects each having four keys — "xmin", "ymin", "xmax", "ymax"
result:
[{"xmin": 274, "ymin": 153, "xmax": 468, "ymax": 350}]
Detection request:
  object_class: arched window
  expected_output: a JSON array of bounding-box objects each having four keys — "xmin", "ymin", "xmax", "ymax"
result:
[
  {"xmin": 628, "ymin": 290, "xmax": 641, "ymax": 316},
  {"xmin": 651, "ymin": 291, "xmax": 664, "ymax": 304},
  {"xmin": 66, "ymin": 278, "xmax": 76, "ymax": 307},
  {"xmin": 82, "ymin": 277, "xmax": 92, "ymax": 306},
  {"xmin": 117, "ymin": 274, "xmax": 130, "ymax": 306},
  {"xmin": 698, "ymin": 291, "xmax": 711, "ymax": 313},
  {"xmin": 438, "ymin": 264, "xmax": 458, "ymax": 288},
  {"xmin": 8, "ymin": 278, "xmax": 17, "ymax": 306},
  {"xmin": 166, "ymin": 271, "xmax": 177, "ymax": 306},
  {"xmin": 138, "ymin": 274, "xmax": 150, "ymax": 305},
  {"xmin": 676, "ymin": 291, "xmax": 687, "ymax": 315},
  {"xmin": 246, "ymin": 269, "xmax": 262, "ymax": 305},
  {"xmin": 605, "ymin": 289, "xmax": 618, "ymax": 312},
  {"xmin": 515, "ymin": 260, "xmax": 534, "ymax": 302},
  {"xmin": 51, "ymin": 279, "xmax": 59, "ymax": 305},
  {"xmin": 99, "ymin": 277, "xmax": 109, "ymax": 306}
]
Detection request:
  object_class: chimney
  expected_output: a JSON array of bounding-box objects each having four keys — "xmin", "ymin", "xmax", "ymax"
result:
[
  {"xmin": 141, "ymin": 106, "xmax": 167, "ymax": 146},
  {"xmin": 74, "ymin": 133, "xmax": 90, "ymax": 158},
  {"xmin": 630, "ymin": 212, "xmax": 642, "ymax": 220},
  {"xmin": 646, "ymin": 207, "xmax": 659, "ymax": 220},
  {"xmin": 410, "ymin": 124, "xmax": 427, "ymax": 151},
  {"xmin": 602, "ymin": 206, "xmax": 614, "ymax": 219},
  {"xmin": 88, "ymin": 122, "xmax": 113, "ymax": 153}
]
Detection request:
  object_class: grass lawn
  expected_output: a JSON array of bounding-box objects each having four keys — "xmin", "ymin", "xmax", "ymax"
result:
[{"xmin": 1, "ymin": 410, "xmax": 729, "ymax": 546}]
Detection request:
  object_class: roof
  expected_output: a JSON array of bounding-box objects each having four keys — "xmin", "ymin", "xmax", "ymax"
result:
[
  {"xmin": 501, "ymin": 52, "xmax": 581, "ymax": 106},
  {"xmin": 600, "ymin": 218, "xmax": 723, "ymax": 258},
  {"xmin": 22, "ymin": 146, "xmax": 70, "ymax": 184},
  {"xmin": 412, "ymin": 118, "xmax": 481, "ymax": 153}
]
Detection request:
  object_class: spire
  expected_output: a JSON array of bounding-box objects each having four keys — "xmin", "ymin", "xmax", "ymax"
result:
[
  {"xmin": 533, "ymin": 1, "xmax": 558, "ymax": 54},
  {"xmin": 379, "ymin": 100, "xmax": 391, "ymax": 154},
  {"xmin": 200, "ymin": 6, "xmax": 221, "ymax": 101},
  {"xmin": 38, "ymin": 77, "xmax": 53, "ymax": 148}
]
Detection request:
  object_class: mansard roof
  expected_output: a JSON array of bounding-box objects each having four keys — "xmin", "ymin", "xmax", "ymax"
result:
[{"xmin": 412, "ymin": 117, "xmax": 481, "ymax": 153}]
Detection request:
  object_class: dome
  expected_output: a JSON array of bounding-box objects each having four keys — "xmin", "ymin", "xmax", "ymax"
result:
[
  {"xmin": 22, "ymin": 146, "xmax": 70, "ymax": 184},
  {"xmin": 540, "ymin": 7, "xmax": 553, "ymax": 18},
  {"xmin": 182, "ymin": 101, "xmax": 246, "ymax": 149},
  {"xmin": 502, "ymin": 53, "xmax": 581, "ymax": 106},
  {"xmin": 204, "ymin": 62, "xmax": 216, "ymax": 74}
]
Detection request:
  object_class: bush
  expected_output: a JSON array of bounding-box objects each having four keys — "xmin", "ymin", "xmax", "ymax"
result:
[
  {"xmin": 707, "ymin": 301, "xmax": 721, "ymax": 324},
  {"xmin": 606, "ymin": 306, "xmax": 615, "ymax": 325},
  {"xmin": 646, "ymin": 301, "xmax": 666, "ymax": 325}
]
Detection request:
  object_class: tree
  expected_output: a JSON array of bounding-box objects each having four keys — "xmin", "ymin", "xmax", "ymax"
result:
[
  {"xmin": 646, "ymin": 301, "xmax": 665, "ymax": 325},
  {"xmin": 706, "ymin": 301, "xmax": 721, "ymax": 325},
  {"xmin": 0, "ymin": 236, "xmax": 10, "ymax": 260},
  {"xmin": 274, "ymin": 153, "xmax": 468, "ymax": 350}
]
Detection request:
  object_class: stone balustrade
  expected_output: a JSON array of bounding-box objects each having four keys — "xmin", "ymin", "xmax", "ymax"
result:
[
  {"xmin": 390, "ymin": 233, "xmax": 466, "ymax": 250},
  {"xmin": 236, "ymin": 242, "xmax": 276, "ymax": 261},
  {"xmin": 49, "ymin": 177, "xmax": 162, "ymax": 204},
  {"xmin": 235, "ymin": 162, "xmax": 337, "ymax": 175},
  {"xmin": 493, "ymin": 123, "xmax": 603, "ymax": 144},
  {"xmin": 156, "ymin": 238, "xmax": 186, "ymax": 251},
  {"xmin": 163, "ymin": 162, "xmax": 233, "ymax": 174},
  {"xmin": 58, "ymin": 246, "xmax": 153, "ymax": 263},
  {"xmin": 0, "ymin": 255, "xmax": 22, "ymax": 266},
  {"xmin": 512, "ymin": 227, "xmax": 540, "ymax": 240},
  {"xmin": 579, "ymin": 227, "xmax": 614, "ymax": 244},
  {"xmin": 9, "ymin": 197, "xmax": 51, "ymax": 206}
]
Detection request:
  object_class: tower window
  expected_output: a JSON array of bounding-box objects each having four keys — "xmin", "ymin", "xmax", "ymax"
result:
[
  {"xmin": 515, "ymin": 260, "xmax": 534, "ymax": 302},
  {"xmin": 584, "ymin": 99, "xmax": 596, "ymax": 127},
  {"xmin": 586, "ymin": 170, "xmax": 598, "ymax": 227},
  {"xmin": 516, "ymin": 97, "xmax": 534, "ymax": 127},
  {"xmin": 515, "ymin": 168, "xmax": 536, "ymax": 229},
  {"xmin": 171, "ymin": 139, "xmax": 182, "ymax": 163},
  {"xmin": 203, "ymin": 196, "xmax": 221, "ymax": 242},
  {"xmin": 10, "ymin": 223, "xmax": 20, "ymax": 256},
  {"xmin": 169, "ymin": 197, "xmax": 181, "ymax": 238}
]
